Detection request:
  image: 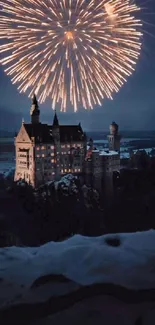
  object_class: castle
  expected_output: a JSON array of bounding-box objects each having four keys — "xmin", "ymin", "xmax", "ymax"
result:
[{"xmin": 14, "ymin": 95, "xmax": 121, "ymax": 194}]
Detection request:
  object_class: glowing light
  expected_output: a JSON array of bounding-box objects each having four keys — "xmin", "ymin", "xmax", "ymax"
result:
[
  {"xmin": 104, "ymin": 3, "xmax": 115, "ymax": 16},
  {"xmin": 0, "ymin": 0, "xmax": 143, "ymax": 112},
  {"xmin": 65, "ymin": 31, "xmax": 74, "ymax": 40}
]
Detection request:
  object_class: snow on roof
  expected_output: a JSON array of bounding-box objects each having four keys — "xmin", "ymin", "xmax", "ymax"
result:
[
  {"xmin": 120, "ymin": 152, "xmax": 130, "ymax": 159},
  {"xmin": 1, "ymin": 230, "xmax": 155, "ymax": 309},
  {"xmin": 133, "ymin": 148, "xmax": 155, "ymax": 154},
  {"xmin": 99, "ymin": 150, "xmax": 119, "ymax": 156},
  {"xmin": 92, "ymin": 149, "xmax": 100, "ymax": 153}
]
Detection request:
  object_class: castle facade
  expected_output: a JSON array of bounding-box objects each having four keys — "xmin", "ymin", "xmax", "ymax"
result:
[{"xmin": 14, "ymin": 96, "xmax": 121, "ymax": 193}]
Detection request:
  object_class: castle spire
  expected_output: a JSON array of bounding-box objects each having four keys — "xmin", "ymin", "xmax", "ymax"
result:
[
  {"xmin": 30, "ymin": 94, "xmax": 40, "ymax": 124},
  {"xmin": 53, "ymin": 109, "xmax": 59, "ymax": 127},
  {"xmin": 32, "ymin": 93, "xmax": 39, "ymax": 108}
]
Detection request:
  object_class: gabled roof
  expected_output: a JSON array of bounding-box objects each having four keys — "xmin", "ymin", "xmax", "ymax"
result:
[
  {"xmin": 59, "ymin": 125, "xmax": 85, "ymax": 142},
  {"xmin": 24, "ymin": 123, "xmax": 54, "ymax": 143},
  {"xmin": 22, "ymin": 123, "xmax": 86, "ymax": 144}
]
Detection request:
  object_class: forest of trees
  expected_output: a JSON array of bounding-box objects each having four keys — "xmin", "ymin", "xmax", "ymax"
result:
[{"xmin": 1, "ymin": 151, "xmax": 155, "ymax": 247}]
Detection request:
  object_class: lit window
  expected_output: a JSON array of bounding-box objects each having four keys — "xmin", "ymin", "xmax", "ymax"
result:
[
  {"xmin": 78, "ymin": 169, "xmax": 81, "ymax": 172},
  {"xmin": 42, "ymin": 154, "xmax": 45, "ymax": 157},
  {"xmin": 57, "ymin": 164, "xmax": 59, "ymax": 167},
  {"xmin": 52, "ymin": 172, "xmax": 55, "ymax": 175},
  {"xmin": 69, "ymin": 169, "xmax": 71, "ymax": 172},
  {"xmin": 64, "ymin": 169, "xmax": 67, "ymax": 173},
  {"xmin": 36, "ymin": 147, "xmax": 40, "ymax": 151},
  {"xmin": 51, "ymin": 146, "xmax": 54, "ymax": 149},
  {"xmin": 68, "ymin": 151, "xmax": 70, "ymax": 154},
  {"xmin": 61, "ymin": 169, "xmax": 64, "ymax": 173},
  {"xmin": 61, "ymin": 145, "xmax": 65, "ymax": 148},
  {"xmin": 57, "ymin": 152, "xmax": 59, "ymax": 154},
  {"xmin": 75, "ymin": 169, "xmax": 77, "ymax": 172},
  {"xmin": 64, "ymin": 152, "xmax": 66, "ymax": 154},
  {"xmin": 51, "ymin": 153, "xmax": 54, "ymax": 156},
  {"xmin": 61, "ymin": 152, "xmax": 64, "ymax": 155},
  {"xmin": 67, "ymin": 145, "xmax": 70, "ymax": 148},
  {"xmin": 51, "ymin": 159, "xmax": 54, "ymax": 163},
  {"xmin": 41, "ymin": 146, "xmax": 45, "ymax": 150},
  {"xmin": 37, "ymin": 155, "xmax": 40, "ymax": 158}
]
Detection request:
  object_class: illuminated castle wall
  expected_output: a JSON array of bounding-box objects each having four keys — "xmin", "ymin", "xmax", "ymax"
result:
[
  {"xmin": 84, "ymin": 122, "xmax": 121, "ymax": 195},
  {"xmin": 14, "ymin": 95, "xmax": 87, "ymax": 188},
  {"xmin": 14, "ymin": 96, "xmax": 120, "ymax": 194}
]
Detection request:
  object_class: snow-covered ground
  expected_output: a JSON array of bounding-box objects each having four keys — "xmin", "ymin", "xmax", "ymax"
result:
[{"xmin": 1, "ymin": 230, "xmax": 155, "ymax": 310}]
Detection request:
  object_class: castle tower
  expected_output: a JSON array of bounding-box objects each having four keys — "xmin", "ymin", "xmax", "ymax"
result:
[
  {"xmin": 52, "ymin": 110, "xmax": 61, "ymax": 180},
  {"xmin": 107, "ymin": 122, "xmax": 121, "ymax": 152},
  {"xmin": 30, "ymin": 94, "xmax": 40, "ymax": 124}
]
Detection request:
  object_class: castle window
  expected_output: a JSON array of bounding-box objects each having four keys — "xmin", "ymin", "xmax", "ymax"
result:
[
  {"xmin": 42, "ymin": 154, "xmax": 45, "ymax": 157},
  {"xmin": 61, "ymin": 169, "xmax": 64, "ymax": 173},
  {"xmin": 68, "ymin": 151, "xmax": 70, "ymax": 154},
  {"xmin": 61, "ymin": 145, "xmax": 65, "ymax": 148},
  {"xmin": 64, "ymin": 169, "xmax": 67, "ymax": 173},
  {"xmin": 36, "ymin": 147, "xmax": 40, "ymax": 151},
  {"xmin": 51, "ymin": 159, "xmax": 54, "ymax": 163},
  {"xmin": 51, "ymin": 146, "xmax": 54, "ymax": 149},
  {"xmin": 52, "ymin": 172, "xmax": 55, "ymax": 175},
  {"xmin": 51, "ymin": 153, "xmax": 54, "ymax": 156},
  {"xmin": 78, "ymin": 169, "xmax": 81, "ymax": 172},
  {"xmin": 75, "ymin": 169, "xmax": 77, "ymax": 172},
  {"xmin": 68, "ymin": 169, "xmax": 71, "ymax": 172},
  {"xmin": 41, "ymin": 146, "xmax": 45, "ymax": 150},
  {"xmin": 67, "ymin": 145, "xmax": 70, "ymax": 148}
]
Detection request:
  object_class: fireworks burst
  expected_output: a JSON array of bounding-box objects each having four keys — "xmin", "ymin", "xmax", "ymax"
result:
[{"xmin": 0, "ymin": 0, "xmax": 143, "ymax": 111}]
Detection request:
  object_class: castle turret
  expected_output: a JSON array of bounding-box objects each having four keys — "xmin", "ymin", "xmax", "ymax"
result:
[
  {"xmin": 52, "ymin": 110, "xmax": 61, "ymax": 180},
  {"xmin": 30, "ymin": 94, "xmax": 40, "ymax": 124},
  {"xmin": 107, "ymin": 122, "xmax": 121, "ymax": 152},
  {"xmin": 52, "ymin": 110, "xmax": 60, "ymax": 139},
  {"xmin": 53, "ymin": 110, "xmax": 59, "ymax": 127}
]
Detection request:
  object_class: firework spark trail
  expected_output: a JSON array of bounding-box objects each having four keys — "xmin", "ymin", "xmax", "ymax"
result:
[{"xmin": 0, "ymin": 0, "xmax": 143, "ymax": 111}]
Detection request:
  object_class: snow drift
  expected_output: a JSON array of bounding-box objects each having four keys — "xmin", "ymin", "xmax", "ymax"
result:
[{"xmin": 1, "ymin": 230, "xmax": 155, "ymax": 312}]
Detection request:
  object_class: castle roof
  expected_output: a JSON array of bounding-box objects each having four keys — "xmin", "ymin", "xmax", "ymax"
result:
[
  {"xmin": 59, "ymin": 125, "xmax": 85, "ymax": 142},
  {"xmin": 24, "ymin": 123, "xmax": 53, "ymax": 143},
  {"xmin": 53, "ymin": 111, "xmax": 59, "ymax": 126},
  {"xmin": 23, "ymin": 123, "xmax": 85, "ymax": 143},
  {"xmin": 99, "ymin": 150, "xmax": 119, "ymax": 156}
]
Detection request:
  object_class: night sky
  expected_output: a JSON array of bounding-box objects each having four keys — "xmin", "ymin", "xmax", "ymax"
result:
[{"xmin": 0, "ymin": 0, "xmax": 155, "ymax": 133}]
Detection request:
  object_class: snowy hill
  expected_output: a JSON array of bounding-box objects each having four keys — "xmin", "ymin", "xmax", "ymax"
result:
[{"xmin": 1, "ymin": 230, "xmax": 155, "ymax": 324}]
